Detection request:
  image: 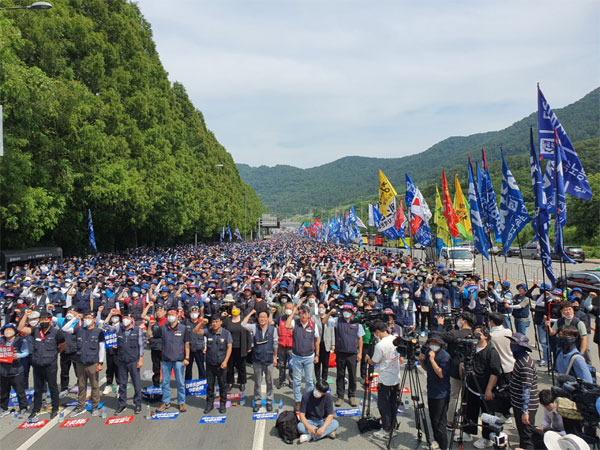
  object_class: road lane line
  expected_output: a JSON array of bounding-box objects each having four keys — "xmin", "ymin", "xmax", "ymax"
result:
[
  {"xmin": 16, "ymin": 376, "xmax": 106, "ymax": 450},
  {"xmin": 251, "ymin": 377, "xmax": 267, "ymax": 450}
]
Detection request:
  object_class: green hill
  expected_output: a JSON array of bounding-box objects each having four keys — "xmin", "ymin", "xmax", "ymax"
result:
[
  {"xmin": 0, "ymin": 0, "xmax": 263, "ymax": 252},
  {"xmin": 238, "ymin": 87, "xmax": 600, "ymax": 217}
]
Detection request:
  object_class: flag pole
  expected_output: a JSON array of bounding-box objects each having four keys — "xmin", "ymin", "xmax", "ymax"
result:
[{"xmin": 516, "ymin": 232, "xmax": 541, "ymax": 359}]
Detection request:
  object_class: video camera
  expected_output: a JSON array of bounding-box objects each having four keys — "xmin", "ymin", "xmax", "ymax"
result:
[
  {"xmin": 218, "ymin": 302, "xmax": 233, "ymax": 315},
  {"xmin": 480, "ymin": 413, "xmax": 508, "ymax": 447},
  {"xmin": 439, "ymin": 308, "xmax": 461, "ymax": 330},
  {"xmin": 455, "ymin": 333, "xmax": 480, "ymax": 361},
  {"xmin": 352, "ymin": 309, "xmax": 387, "ymax": 326},
  {"xmin": 393, "ymin": 332, "xmax": 421, "ymax": 361},
  {"xmin": 551, "ymin": 374, "xmax": 600, "ymax": 424}
]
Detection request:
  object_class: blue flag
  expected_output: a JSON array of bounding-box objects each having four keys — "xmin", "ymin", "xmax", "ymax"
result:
[
  {"xmin": 552, "ymin": 135, "xmax": 575, "ymax": 264},
  {"xmin": 467, "ymin": 161, "xmax": 490, "ymax": 259},
  {"xmin": 529, "ymin": 128, "xmax": 555, "ymax": 285},
  {"xmin": 88, "ymin": 209, "xmax": 97, "ymax": 252},
  {"xmin": 482, "ymin": 149, "xmax": 502, "ymax": 241},
  {"xmin": 226, "ymin": 225, "xmax": 232, "ymax": 242},
  {"xmin": 234, "ymin": 228, "xmax": 242, "ymax": 241},
  {"xmin": 538, "ymin": 85, "xmax": 592, "ymax": 200},
  {"xmin": 220, "ymin": 226, "xmax": 225, "ymax": 243},
  {"xmin": 498, "ymin": 154, "xmax": 530, "ymax": 256}
]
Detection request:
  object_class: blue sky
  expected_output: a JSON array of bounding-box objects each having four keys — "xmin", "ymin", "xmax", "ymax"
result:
[{"xmin": 136, "ymin": 0, "xmax": 599, "ymax": 169}]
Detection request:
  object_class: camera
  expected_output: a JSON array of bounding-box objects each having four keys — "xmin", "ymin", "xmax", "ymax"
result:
[
  {"xmin": 393, "ymin": 334, "xmax": 420, "ymax": 360},
  {"xmin": 481, "ymin": 414, "xmax": 508, "ymax": 447},
  {"xmin": 455, "ymin": 333, "xmax": 480, "ymax": 360},
  {"xmin": 439, "ymin": 308, "xmax": 461, "ymax": 330},
  {"xmin": 218, "ymin": 302, "xmax": 233, "ymax": 315},
  {"xmin": 551, "ymin": 374, "xmax": 600, "ymax": 424}
]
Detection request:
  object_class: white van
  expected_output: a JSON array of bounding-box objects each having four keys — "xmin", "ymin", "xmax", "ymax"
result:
[{"xmin": 439, "ymin": 247, "xmax": 475, "ymax": 274}]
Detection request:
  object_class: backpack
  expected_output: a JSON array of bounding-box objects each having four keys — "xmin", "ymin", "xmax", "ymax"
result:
[{"xmin": 275, "ymin": 410, "xmax": 299, "ymax": 444}]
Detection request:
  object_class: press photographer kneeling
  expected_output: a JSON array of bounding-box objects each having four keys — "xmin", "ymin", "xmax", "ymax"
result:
[{"xmin": 418, "ymin": 333, "xmax": 451, "ymax": 450}]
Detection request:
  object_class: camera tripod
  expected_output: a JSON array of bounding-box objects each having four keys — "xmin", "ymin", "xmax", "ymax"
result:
[{"xmin": 387, "ymin": 356, "xmax": 433, "ymax": 450}]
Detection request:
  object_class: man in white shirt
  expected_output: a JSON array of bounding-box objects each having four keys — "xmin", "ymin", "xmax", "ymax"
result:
[
  {"xmin": 488, "ymin": 312, "xmax": 515, "ymax": 421},
  {"xmin": 365, "ymin": 320, "xmax": 403, "ymax": 440}
]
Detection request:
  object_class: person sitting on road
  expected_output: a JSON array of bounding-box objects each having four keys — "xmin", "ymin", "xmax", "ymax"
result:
[{"xmin": 297, "ymin": 380, "xmax": 339, "ymax": 443}]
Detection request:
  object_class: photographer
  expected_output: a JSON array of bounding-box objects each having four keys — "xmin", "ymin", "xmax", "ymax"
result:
[
  {"xmin": 466, "ymin": 291, "xmax": 492, "ymax": 326},
  {"xmin": 441, "ymin": 311, "xmax": 475, "ymax": 428},
  {"xmin": 418, "ymin": 333, "xmax": 451, "ymax": 450},
  {"xmin": 364, "ymin": 320, "xmax": 404, "ymax": 440},
  {"xmin": 461, "ymin": 326, "xmax": 502, "ymax": 448},
  {"xmin": 554, "ymin": 325, "xmax": 593, "ymax": 383}
]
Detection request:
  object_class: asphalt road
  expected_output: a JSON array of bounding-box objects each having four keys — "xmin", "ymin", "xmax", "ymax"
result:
[{"xmin": 1, "ymin": 318, "xmax": 596, "ymax": 450}]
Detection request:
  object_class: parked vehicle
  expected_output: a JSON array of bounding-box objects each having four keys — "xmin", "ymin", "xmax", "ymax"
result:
[
  {"xmin": 506, "ymin": 246, "xmax": 520, "ymax": 257},
  {"xmin": 520, "ymin": 242, "xmax": 539, "ymax": 259},
  {"xmin": 559, "ymin": 271, "xmax": 600, "ymax": 299},
  {"xmin": 439, "ymin": 247, "xmax": 475, "ymax": 275}
]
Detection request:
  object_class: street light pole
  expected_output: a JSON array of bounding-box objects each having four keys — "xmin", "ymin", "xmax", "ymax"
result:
[{"xmin": 0, "ymin": 2, "xmax": 52, "ymax": 10}]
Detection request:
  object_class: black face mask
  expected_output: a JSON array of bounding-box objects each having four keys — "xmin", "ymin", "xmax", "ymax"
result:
[
  {"xmin": 41, "ymin": 322, "xmax": 51, "ymax": 329},
  {"xmin": 557, "ymin": 336, "xmax": 577, "ymax": 353}
]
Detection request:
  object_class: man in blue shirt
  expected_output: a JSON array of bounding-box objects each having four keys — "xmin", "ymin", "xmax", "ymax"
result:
[
  {"xmin": 555, "ymin": 326, "xmax": 593, "ymax": 383},
  {"xmin": 419, "ymin": 332, "xmax": 451, "ymax": 450}
]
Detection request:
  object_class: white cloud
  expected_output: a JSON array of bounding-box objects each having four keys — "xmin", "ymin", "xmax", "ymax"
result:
[{"xmin": 136, "ymin": 0, "xmax": 600, "ymax": 168}]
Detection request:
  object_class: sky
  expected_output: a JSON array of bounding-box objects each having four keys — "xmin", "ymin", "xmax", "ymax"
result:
[{"xmin": 136, "ymin": 0, "xmax": 599, "ymax": 169}]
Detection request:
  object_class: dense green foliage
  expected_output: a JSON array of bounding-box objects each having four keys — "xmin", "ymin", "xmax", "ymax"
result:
[
  {"xmin": 0, "ymin": 0, "xmax": 263, "ymax": 253},
  {"xmin": 238, "ymin": 88, "xmax": 600, "ymax": 218}
]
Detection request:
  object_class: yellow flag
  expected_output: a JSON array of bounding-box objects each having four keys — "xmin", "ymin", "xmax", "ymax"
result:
[
  {"xmin": 453, "ymin": 174, "xmax": 472, "ymax": 240},
  {"xmin": 378, "ymin": 170, "xmax": 397, "ymax": 216},
  {"xmin": 435, "ymin": 186, "xmax": 452, "ymax": 247}
]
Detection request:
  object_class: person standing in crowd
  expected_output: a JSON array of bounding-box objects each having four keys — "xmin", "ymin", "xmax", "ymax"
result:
[
  {"xmin": 184, "ymin": 305, "xmax": 205, "ymax": 381},
  {"xmin": 312, "ymin": 301, "xmax": 334, "ymax": 385},
  {"xmin": 365, "ymin": 320, "xmax": 403, "ymax": 441},
  {"xmin": 18, "ymin": 310, "xmax": 65, "ymax": 421},
  {"xmin": 275, "ymin": 300, "xmax": 294, "ymax": 389},
  {"xmin": 223, "ymin": 303, "xmax": 252, "ymax": 393},
  {"xmin": 101, "ymin": 309, "xmax": 144, "ymax": 414},
  {"xmin": 242, "ymin": 309, "xmax": 278, "ymax": 412},
  {"xmin": 194, "ymin": 315, "xmax": 232, "ymax": 414},
  {"xmin": 62, "ymin": 311, "xmax": 105, "ymax": 417},
  {"xmin": 323, "ymin": 303, "xmax": 363, "ymax": 407},
  {"xmin": 56, "ymin": 309, "xmax": 79, "ymax": 397},
  {"xmin": 147, "ymin": 309, "xmax": 190, "ymax": 413},
  {"xmin": 461, "ymin": 326, "xmax": 501, "ymax": 449},
  {"xmin": 286, "ymin": 300, "xmax": 320, "ymax": 412},
  {"xmin": 488, "ymin": 312, "xmax": 515, "ymax": 421},
  {"xmin": 97, "ymin": 306, "xmax": 120, "ymax": 395},
  {"xmin": 441, "ymin": 311, "xmax": 475, "ymax": 428},
  {"xmin": 554, "ymin": 325, "xmax": 593, "ymax": 383},
  {"xmin": 297, "ymin": 380, "xmax": 339, "ymax": 443},
  {"xmin": 0, "ymin": 323, "xmax": 29, "ymax": 417},
  {"xmin": 142, "ymin": 301, "xmax": 166, "ymax": 388},
  {"xmin": 507, "ymin": 333, "xmax": 539, "ymax": 450},
  {"xmin": 511, "ymin": 284, "xmax": 533, "ymax": 336},
  {"xmin": 418, "ymin": 333, "xmax": 451, "ymax": 450}
]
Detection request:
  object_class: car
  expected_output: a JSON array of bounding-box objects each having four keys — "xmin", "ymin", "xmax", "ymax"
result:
[
  {"xmin": 506, "ymin": 246, "xmax": 520, "ymax": 257},
  {"xmin": 563, "ymin": 246, "xmax": 586, "ymax": 263},
  {"xmin": 559, "ymin": 270, "xmax": 600, "ymax": 299},
  {"xmin": 520, "ymin": 242, "xmax": 539, "ymax": 259},
  {"xmin": 439, "ymin": 247, "xmax": 475, "ymax": 275}
]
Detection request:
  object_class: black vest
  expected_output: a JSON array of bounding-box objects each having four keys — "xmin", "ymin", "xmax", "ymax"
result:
[
  {"xmin": 116, "ymin": 326, "xmax": 141, "ymax": 364},
  {"xmin": 75, "ymin": 327, "xmax": 103, "ymax": 365},
  {"xmin": 253, "ymin": 325, "xmax": 275, "ymax": 365},
  {"xmin": 292, "ymin": 318, "xmax": 316, "ymax": 357},
  {"xmin": 512, "ymin": 296, "xmax": 530, "ymax": 319},
  {"xmin": 335, "ymin": 320, "xmax": 360, "ymax": 354},
  {"xmin": 185, "ymin": 319, "xmax": 205, "ymax": 352},
  {"xmin": 205, "ymin": 328, "xmax": 231, "ymax": 366},
  {"xmin": 160, "ymin": 323, "xmax": 186, "ymax": 362},
  {"xmin": 0, "ymin": 336, "xmax": 24, "ymax": 377},
  {"xmin": 31, "ymin": 326, "xmax": 60, "ymax": 367}
]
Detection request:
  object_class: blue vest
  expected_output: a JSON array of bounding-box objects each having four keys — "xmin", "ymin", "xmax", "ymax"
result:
[
  {"xmin": 185, "ymin": 319, "xmax": 205, "ymax": 352},
  {"xmin": 160, "ymin": 323, "xmax": 187, "ymax": 362},
  {"xmin": 292, "ymin": 318, "xmax": 316, "ymax": 357},
  {"xmin": 335, "ymin": 320, "xmax": 360, "ymax": 354},
  {"xmin": 74, "ymin": 290, "xmax": 91, "ymax": 313},
  {"xmin": 0, "ymin": 336, "xmax": 25, "ymax": 377},
  {"xmin": 75, "ymin": 327, "xmax": 103, "ymax": 365},
  {"xmin": 129, "ymin": 298, "xmax": 144, "ymax": 322},
  {"xmin": 31, "ymin": 326, "xmax": 60, "ymax": 367},
  {"xmin": 117, "ymin": 326, "xmax": 141, "ymax": 364},
  {"xmin": 396, "ymin": 300, "xmax": 415, "ymax": 327},
  {"xmin": 253, "ymin": 325, "xmax": 275, "ymax": 365},
  {"xmin": 205, "ymin": 328, "xmax": 231, "ymax": 365},
  {"xmin": 511, "ymin": 296, "xmax": 530, "ymax": 319}
]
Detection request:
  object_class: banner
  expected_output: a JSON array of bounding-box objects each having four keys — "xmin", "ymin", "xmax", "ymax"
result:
[
  {"xmin": 498, "ymin": 154, "xmax": 530, "ymax": 256},
  {"xmin": 467, "ymin": 159, "xmax": 490, "ymax": 259},
  {"xmin": 104, "ymin": 332, "xmax": 117, "ymax": 349},
  {"xmin": 434, "ymin": 186, "xmax": 452, "ymax": 252},
  {"xmin": 0, "ymin": 345, "xmax": 14, "ymax": 363},
  {"xmin": 378, "ymin": 170, "xmax": 397, "ymax": 217},
  {"xmin": 88, "ymin": 209, "xmax": 97, "ymax": 252},
  {"xmin": 441, "ymin": 170, "xmax": 460, "ymax": 238},
  {"xmin": 552, "ymin": 133, "xmax": 575, "ymax": 264},
  {"xmin": 454, "ymin": 174, "xmax": 472, "ymax": 240}
]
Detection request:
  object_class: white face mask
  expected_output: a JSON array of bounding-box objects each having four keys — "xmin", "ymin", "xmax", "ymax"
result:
[
  {"xmin": 343, "ymin": 311, "xmax": 352, "ymax": 319},
  {"xmin": 167, "ymin": 315, "xmax": 177, "ymax": 323},
  {"xmin": 308, "ymin": 298, "xmax": 316, "ymax": 305},
  {"xmin": 563, "ymin": 314, "xmax": 574, "ymax": 321},
  {"xmin": 435, "ymin": 293, "xmax": 443, "ymax": 299},
  {"xmin": 190, "ymin": 313, "xmax": 199, "ymax": 320},
  {"xmin": 52, "ymin": 287, "xmax": 60, "ymax": 292},
  {"xmin": 4, "ymin": 329, "xmax": 16, "ymax": 339},
  {"xmin": 429, "ymin": 345, "xmax": 440, "ymax": 352},
  {"xmin": 111, "ymin": 317, "xmax": 120, "ymax": 324},
  {"xmin": 66, "ymin": 314, "xmax": 74, "ymax": 320},
  {"xmin": 83, "ymin": 318, "xmax": 93, "ymax": 327},
  {"xmin": 132, "ymin": 292, "xmax": 139, "ymax": 297},
  {"xmin": 29, "ymin": 320, "xmax": 39, "ymax": 327},
  {"xmin": 313, "ymin": 390, "xmax": 323, "ymax": 399},
  {"xmin": 122, "ymin": 318, "xmax": 132, "ymax": 327},
  {"xmin": 402, "ymin": 293, "xmax": 410, "ymax": 299},
  {"xmin": 457, "ymin": 319, "xmax": 463, "ymax": 328},
  {"xmin": 318, "ymin": 308, "xmax": 326, "ymax": 315},
  {"xmin": 285, "ymin": 309, "xmax": 293, "ymax": 316}
]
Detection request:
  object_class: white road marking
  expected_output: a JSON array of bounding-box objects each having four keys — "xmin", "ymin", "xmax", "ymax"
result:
[{"xmin": 251, "ymin": 375, "xmax": 267, "ymax": 450}]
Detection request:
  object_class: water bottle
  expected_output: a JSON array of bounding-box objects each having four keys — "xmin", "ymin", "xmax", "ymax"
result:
[
  {"xmin": 101, "ymin": 406, "xmax": 107, "ymax": 419},
  {"xmin": 59, "ymin": 409, "xmax": 64, "ymax": 423},
  {"xmin": 12, "ymin": 410, "xmax": 18, "ymax": 425},
  {"xmin": 146, "ymin": 404, "xmax": 151, "ymax": 420},
  {"xmin": 240, "ymin": 391, "xmax": 246, "ymax": 406},
  {"xmin": 359, "ymin": 398, "xmax": 364, "ymax": 409},
  {"xmin": 278, "ymin": 399, "xmax": 283, "ymax": 412}
]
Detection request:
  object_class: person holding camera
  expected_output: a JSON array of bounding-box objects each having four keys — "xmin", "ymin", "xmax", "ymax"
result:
[
  {"xmin": 418, "ymin": 332, "xmax": 451, "ymax": 450},
  {"xmin": 441, "ymin": 311, "xmax": 475, "ymax": 428},
  {"xmin": 461, "ymin": 326, "xmax": 502, "ymax": 449},
  {"xmin": 364, "ymin": 320, "xmax": 404, "ymax": 440},
  {"xmin": 507, "ymin": 333, "xmax": 539, "ymax": 449}
]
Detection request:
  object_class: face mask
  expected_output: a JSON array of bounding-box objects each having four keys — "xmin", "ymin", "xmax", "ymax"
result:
[
  {"xmin": 122, "ymin": 318, "xmax": 132, "ymax": 327},
  {"xmin": 510, "ymin": 344, "xmax": 522, "ymax": 355},
  {"xmin": 190, "ymin": 313, "xmax": 199, "ymax": 320},
  {"xmin": 451, "ymin": 282, "xmax": 457, "ymax": 286},
  {"xmin": 318, "ymin": 308, "xmax": 326, "ymax": 315},
  {"xmin": 111, "ymin": 317, "xmax": 120, "ymax": 324},
  {"xmin": 457, "ymin": 319, "xmax": 463, "ymax": 328},
  {"xmin": 308, "ymin": 298, "xmax": 315, "ymax": 305},
  {"xmin": 343, "ymin": 311, "xmax": 352, "ymax": 319},
  {"xmin": 429, "ymin": 345, "xmax": 440, "ymax": 352},
  {"xmin": 232, "ymin": 309, "xmax": 241, "ymax": 316},
  {"xmin": 4, "ymin": 329, "xmax": 16, "ymax": 339},
  {"xmin": 402, "ymin": 293, "xmax": 410, "ymax": 299},
  {"xmin": 83, "ymin": 319, "xmax": 93, "ymax": 327},
  {"xmin": 66, "ymin": 314, "xmax": 74, "ymax": 320},
  {"xmin": 313, "ymin": 390, "xmax": 323, "ymax": 399},
  {"xmin": 435, "ymin": 293, "xmax": 443, "ymax": 299},
  {"xmin": 29, "ymin": 320, "xmax": 39, "ymax": 327},
  {"xmin": 417, "ymin": 276, "xmax": 423, "ymax": 282},
  {"xmin": 167, "ymin": 315, "xmax": 177, "ymax": 323},
  {"xmin": 52, "ymin": 287, "xmax": 60, "ymax": 292},
  {"xmin": 132, "ymin": 292, "xmax": 139, "ymax": 298},
  {"xmin": 563, "ymin": 314, "xmax": 574, "ymax": 321},
  {"xmin": 232, "ymin": 282, "xmax": 238, "ymax": 289},
  {"xmin": 285, "ymin": 309, "xmax": 293, "ymax": 316},
  {"xmin": 475, "ymin": 346, "xmax": 484, "ymax": 353},
  {"xmin": 141, "ymin": 289, "xmax": 147, "ymax": 294}
]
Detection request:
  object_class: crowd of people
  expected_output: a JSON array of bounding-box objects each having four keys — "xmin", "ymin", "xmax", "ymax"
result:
[{"xmin": 0, "ymin": 238, "xmax": 598, "ymax": 449}]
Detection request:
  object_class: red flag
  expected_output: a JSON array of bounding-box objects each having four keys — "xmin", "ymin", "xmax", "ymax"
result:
[
  {"xmin": 441, "ymin": 170, "xmax": 461, "ymax": 238},
  {"xmin": 395, "ymin": 196, "xmax": 406, "ymax": 230}
]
